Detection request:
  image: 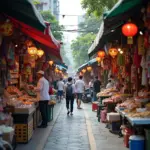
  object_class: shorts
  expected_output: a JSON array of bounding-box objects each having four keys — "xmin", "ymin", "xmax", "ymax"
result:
[
  {"xmin": 57, "ymin": 90, "xmax": 63, "ymax": 96},
  {"xmin": 76, "ymin": 93, "xmax": 83, "ymax": 100}
]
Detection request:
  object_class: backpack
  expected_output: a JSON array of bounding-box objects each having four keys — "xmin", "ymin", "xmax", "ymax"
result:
[{"xmin": 66, "ymin": 84, "xmax": 73, "ymax": 96}]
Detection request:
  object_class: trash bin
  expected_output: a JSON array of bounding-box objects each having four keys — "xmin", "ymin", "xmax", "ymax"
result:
[
  {"xmin": 129, "ymin": 135, "xmax": 145, "ymax": 150},
  {"xmin": 47, "ymin": 104, "xmax": 54, "ymax": 122}
]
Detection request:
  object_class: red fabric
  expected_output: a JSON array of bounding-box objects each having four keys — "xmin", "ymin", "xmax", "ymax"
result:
[
  {"xmin": 8, "ymin": 16, "xmax": 61, "ymax": 59},
  {"xmin": 49, "ymin": 87, "xmax": 53, "ymax": 95}
]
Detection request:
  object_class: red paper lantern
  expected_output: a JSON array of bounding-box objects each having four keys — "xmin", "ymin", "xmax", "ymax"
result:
[
  {"xmin": 97, "ymin": 51, "xmax": 105, "ymax": 59},
  {"xmin": 122, "ymin": 22, "xmax": 138, "ymax": 44}
]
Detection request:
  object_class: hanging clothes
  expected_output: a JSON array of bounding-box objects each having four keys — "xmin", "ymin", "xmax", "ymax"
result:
[
  {"xmin": 141, "ymin": 56, "xmax": 147, "ymax": 86},
  {"xmin": 146, "ymin": 48, "xmax": 150, "ymax": 78},
  {"xmin": 133, "ymin": 47, "xmax": 142, "ymax": 68}
]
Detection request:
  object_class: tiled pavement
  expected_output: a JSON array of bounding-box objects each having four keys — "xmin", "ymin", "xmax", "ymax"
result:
[{"xmin": 43, "ymin": 102, "xmax": 128, "ymax": 150}]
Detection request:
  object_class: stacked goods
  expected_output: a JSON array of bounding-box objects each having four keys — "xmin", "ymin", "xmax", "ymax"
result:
[
  {"xmin": 6, "ymin": 86, "xmax": 22, "ymax": 97},
  {"xmin": 97, "ymin": 88, "xmax": 118, "ymax": 97}
]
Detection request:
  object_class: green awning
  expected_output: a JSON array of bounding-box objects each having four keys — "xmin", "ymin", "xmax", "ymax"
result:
[
  {"xmin": 104, "ymin": 0, "xmax": 142, "ymax": 19},
  {"xmin": 78, "ymin": 58, "xmax": 97, "ymax": 71},
  {"xmin": 1, "ymin": 0, "xmax": 45, "ymax": 31}
]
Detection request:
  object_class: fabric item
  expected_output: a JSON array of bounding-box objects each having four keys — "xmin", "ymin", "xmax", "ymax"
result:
[
  {"xmin": 57, "ymin": 81, "xmax": 65, "ymax": 91},
  {"xmin": 49, "ymin": 87, "xmax": 53, "ymax": 95},
  {"xmin": 146, "ymin": 48, "xmax": 150, "ymax": 78},
  {"xmin": 141, "ymin": 56, "xmax": 147, "ymax": 86},
  {"xmin": 133, "ymin": 48, "xmax": 142, "ymax": 68},
  {"xmin": 76, "ymin": 93, "xmax": 83, "ymax": 100},
  {"xmin": 75, "ymin": 79, "xmax": 85, "ymax": 93},
  {"xmin": 106, "ymin": 82, "xmax": 114, "ymax": 89},
  {"xmin": 39, "ymin": 101, "xmax": 48, "ymax": 126},
  {"xmin": 35, "ymin": 77, "xmax": 50, "ymax": 101},
  {"xmin": 93, "ymin": 80, "xmax": 101, "ymax": 92},
  {"xmin": 57, "ymin": 90, "xmax": 63, "ymax": 96},
  {"xmin": 66, "ymin": 95, "xmax": 74, "ymax": 112}
]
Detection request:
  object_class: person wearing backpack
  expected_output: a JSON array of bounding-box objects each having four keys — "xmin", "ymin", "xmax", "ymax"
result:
[{"xmin": 65, "ymin": 77, "xmax": 75, "ymax": 115}]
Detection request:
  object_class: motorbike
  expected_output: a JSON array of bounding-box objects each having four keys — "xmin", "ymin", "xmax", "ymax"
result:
[{"xmin": 82, "ymin": 88, "xmax": 92, "ymax": 103}]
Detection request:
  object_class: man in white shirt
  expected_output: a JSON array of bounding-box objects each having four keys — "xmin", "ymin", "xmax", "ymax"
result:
[
  {"xmin": 75, "ymin": 76, "xmax": 85, "ymax": 109},
  {"xmin": 57, "ymin": 78, "xmax": 65, "ymax": 103},
  {"xmin": 35, "ymin": 70, "xmax": 50, "ymax": 128}
]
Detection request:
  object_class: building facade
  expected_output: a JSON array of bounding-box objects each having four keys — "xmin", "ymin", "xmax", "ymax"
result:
[{"xmin": 35, "ymin": 0, "xmax": 60, "ymax": 21}]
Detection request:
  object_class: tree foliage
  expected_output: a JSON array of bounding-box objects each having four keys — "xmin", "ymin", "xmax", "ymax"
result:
[
  {"xmin": 40, "ymin": 11, "xmax": 64, "ymax": 41},
  {"xmin": 81, "ymin": 0, "xmax": 118, "ymax": 17},
  {"xmin": 72, "ymin": 33, "xmax": 96, "ymax": 69},
  {"xmin": 79, "ymin": 15, "xmax": 101, "ymax": 34}
]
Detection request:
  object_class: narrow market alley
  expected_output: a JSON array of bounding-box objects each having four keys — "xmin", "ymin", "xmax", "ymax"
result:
[{"xmin": 42, "ymin": 101, "xmax": 127, "ymax": 150}]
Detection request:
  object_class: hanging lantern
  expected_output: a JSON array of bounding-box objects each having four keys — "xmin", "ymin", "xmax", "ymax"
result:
[
  {"xmin": 25, "ymin": 40, "xmax": 33, "ymax": 47},
  {"xmin": 122, "ymin": 22, "xmax": 138, "ymax": 44},
  {"xmin": 37, "ymin": 49, "xmax": 44, "ymax": 58},
  {"xmin": 96, "ymin": 57, "xmax": 101, "ymax": 66},
  {"xmin": 97, "ymin": 51, "xmax": 105, "ymax": 59},
  {"xmin": 82, "ymin": 69, "xmax": 86, "ymax": 73},
  {"xmin": 55, "ymin": 68, "xmax": 59, "ymax": 73},
  {"xmin": 49, "ymin": 60, "xmax": 54, "ymax": 66},
  {"xmin": 87, "ymin": 66, "xmax": 92, "ymax": 72},
  {"xmin": 28, "ymin": 46, "xmax": 37, "ymax": 56},
  {"xmin": 59, "ymin": 70, "xmax": 62, "ymax": 74},
  {"xmin": 0, "ymin": 20, "xmax": 14, "ymax": 36},
  {"xmin": 109, "ymin": 48, "xmax": 118, "ymax": 58}
]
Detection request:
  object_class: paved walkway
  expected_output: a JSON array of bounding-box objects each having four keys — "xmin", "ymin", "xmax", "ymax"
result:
[{"xmin": 43, "ymin": 102, "xmax": 127, "ymax": 150}]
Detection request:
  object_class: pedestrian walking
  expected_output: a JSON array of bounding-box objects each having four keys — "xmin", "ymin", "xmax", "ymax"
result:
[
  {"xmin": 65, "ymin": 77, "xmax": 75, "ymax": 115},
  {"xmin": 75, "ymin": 75, "xmax": 85, "ymax": 109},
  {"xmin": 34, "ymin": 70, "xmax": 50, "ymax": 128},
  {"xmin": 57, "ymin": 78, "xmax": 65, "ymax": 103},
  {"xmin": 93, "ymin": 76, "xmax": 101, "ymax": 101}
]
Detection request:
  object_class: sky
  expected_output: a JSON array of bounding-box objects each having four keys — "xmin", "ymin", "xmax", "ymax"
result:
[
  {"xmin": 59, "ymin": 0, "xmax": 85, "ymax": 70},
  {"xmin": 59, "ymin": 0, "xmax": 85, "ymax": 42}
]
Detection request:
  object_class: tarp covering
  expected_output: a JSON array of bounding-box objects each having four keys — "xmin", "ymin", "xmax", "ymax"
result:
[
  {"xmin": 0, "ymin": 0, "xmax": 45, "ymax": 31},
  {"xmin": 78, "ymin": 58, "xmax": 96, "ymax": 71},
  {"xmin": 9, "ymin": 17, "xmax": 61, "ymax": 59},
  {"xmin": 88, "ymin": 0, "xmax": 143, "ymax": 57},
  {"xmin": 104, "ymin": 0, "xmax": 141, "ymax": 19}
]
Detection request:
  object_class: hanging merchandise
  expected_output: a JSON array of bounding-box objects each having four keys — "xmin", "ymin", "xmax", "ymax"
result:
[
  {"xmin": 0, "ymin": 20, "xmax": 14, "ymax": 36},
  {"xmin": 133, "ymin": 47, "xmax": 142, "ymax": 68},
  {"xmin": 23, "ymin": 63, "xmax": 32, "ymax": 75},
  {"xmin": 138, "ymin": 35, "xmax": 145, "ymax": 55},
  {"xmin": 141, "ymin": 56, "xmax": 147, "ymax": 86},
  {"xmin": 24, "ymin": 54, "xmax": 35, "ymax": 68},
  {"xmin": 7, "ymin": 42, "xmax": 15, "ymax": 69},
  {"xmin": 42, "ymin": 62, "xmax": 49, "ymax": 71},
  {"xmin": 111, "ymin": 58, "xmax": 118, "ymax": 74},
  {"xmin": 37, "ymin": 49, "xmax": 44, "ymax": 58},
  {"xmin": 131, "ymin": 64, "xmax": 136, "ymax": 84},
  {"xmin": 146, "ymin": 48, "xmax": 150, "ymax": 78},
  {"xmin": 0, "ymin": 58, "xmax": 7, "ymax": 70},
  {"xmin": 103, "ymin": 57, "xmax": 111, "ymax": 70},
  {"xmin": 117, "ymin": 53, "xmax": 125, "ymax": 66},
  {"xmin": 144, "ymin": 31, "xmax": 150, "ymax": 48},
  {"xmin": 15, "ymin": 43, "xmax": 27, "ymax": 56},
  {"xmin": 97, "ymin": 51, "xmax": 105, "ymax": 59}
]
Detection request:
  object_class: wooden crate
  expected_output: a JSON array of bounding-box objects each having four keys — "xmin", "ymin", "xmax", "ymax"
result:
[{"xmin": 15, "ymin": 118, "xmax": 33, "ymax": 143}]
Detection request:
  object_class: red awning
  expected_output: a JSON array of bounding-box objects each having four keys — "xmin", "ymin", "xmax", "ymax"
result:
[{"xmin": 8, "ymin": 16, "xmax": 61, "ymax": 59}]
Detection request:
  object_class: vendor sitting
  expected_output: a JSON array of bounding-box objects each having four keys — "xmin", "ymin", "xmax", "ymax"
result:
[{"xmin": 106, "ymin": 80, "xmax": 114, "ymax": 89}]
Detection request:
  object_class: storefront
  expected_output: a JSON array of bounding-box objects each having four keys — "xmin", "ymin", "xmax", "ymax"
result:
[
  {"xmin": 0, "ymin": 1, "xmax": 65, "ymax": 148},
  {"xmin": 86, "ymin": 0, "xmax": 150, "ymax": 150}
]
